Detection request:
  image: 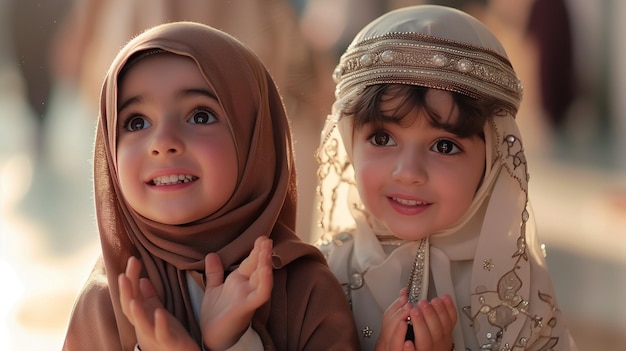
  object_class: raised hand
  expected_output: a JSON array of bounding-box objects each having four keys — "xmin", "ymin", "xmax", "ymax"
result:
[
  {"xmin": 376, "ymin": 288, "xmax": 457, "ymax": 351},
  {"xmin": 119, "ymin": 256, "xmax": 200, "ymax": 351},
  {"xmin": 408, "ymin": 295, "xmax": 457, "ymax": 351},
  {"xmin": 200, "ymin": 236, "xmax": 273, "ymax": 350},
  {"xmin": 375, "ymin": 287, "xmax": 412, "ymax": 351}
]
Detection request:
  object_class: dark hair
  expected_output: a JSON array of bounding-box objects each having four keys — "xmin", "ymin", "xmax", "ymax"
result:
[{"xmin": 343, "ymin": 84, "xmax": 506, "ymax": 138}]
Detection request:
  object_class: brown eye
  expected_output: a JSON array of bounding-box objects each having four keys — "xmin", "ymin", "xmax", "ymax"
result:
[
  {"xmin": 432, "ymin": 140, "xmax": 460, "ymax": 154},
  {"xmin": 189, "ymin": 108, "xmax": 216, "ymax": 124},
  {"xmin": 125, "ymin": 116, "xmax": 151, "ymax": 131},
  {"xmin": 370, "ymin": 131, "xmax": 395, "ymax": 146}
]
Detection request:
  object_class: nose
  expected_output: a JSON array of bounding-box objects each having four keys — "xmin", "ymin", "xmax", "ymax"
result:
[
  {"xmin": 150, "ymin": 122, "xmax": 185, "ymax": 156},
  {"xmin": 391, "ymin": 147, "xmax": 427, "ymax": 184}
]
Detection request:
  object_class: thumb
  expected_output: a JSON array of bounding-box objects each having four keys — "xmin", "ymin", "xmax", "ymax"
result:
[{"xmin": 204, "ymin": 253, "xmax": 225, "ymax": 288}]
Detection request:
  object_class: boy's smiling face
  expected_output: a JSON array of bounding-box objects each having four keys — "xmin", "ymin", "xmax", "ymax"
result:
[
  {"xmin": 116, "ymin": 53, "xmax": 238, "ymax": 225},
  {"xmin": 351, "ymin": 89, "xmax": 486, "ymax": 240}
]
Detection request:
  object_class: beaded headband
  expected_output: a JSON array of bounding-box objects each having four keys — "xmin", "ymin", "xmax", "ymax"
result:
[{"xmin": 332, "ymin": 32, "xmax": 523, "ymax": 116}]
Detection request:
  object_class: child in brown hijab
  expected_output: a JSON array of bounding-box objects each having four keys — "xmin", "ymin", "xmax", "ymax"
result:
[{"xmin": 63, "ymin": 22, "xmax": 359, "ymax": 351}]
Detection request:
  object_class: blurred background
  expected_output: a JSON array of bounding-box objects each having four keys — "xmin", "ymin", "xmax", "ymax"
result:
[{"xmin": 0, "ymin": 0, "xmax": 625, "ymax": 350}]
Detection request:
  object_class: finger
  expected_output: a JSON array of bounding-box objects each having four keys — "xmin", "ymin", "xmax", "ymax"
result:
[
  {"xmin": 441, "ymin": 295, "xmax": 458, "ymax": 329},
  {"xmin": 138, "ymin": 277, "xmax": 167, "ymax": 315},
  {"xmin": 122, "ymin": 257, "xmax": 144, "ymax": 319},
  {"xmin": 204, "ymin": 253, "xmax": 224, "ymax": 288},
  {"xmin": 118, "ymin": 273, "xmax": 134, "ymax": 321},
  {"xmin": 249, "ymin": 238, "xmax": 273, "ymax": 287},
  {"xmin": 388, "ymin": 317, "xmax": 408, "ymax": 350},
  {"xmin": 260, "ymin": 237, "xmax": 273, "ymax": 266},
  {"xmin": 119, "ymin": 257, "xmax": 143, "ymax": 319},
  {"xmin": 139, "ymin": 277, "xmax": 157, "ymax": 299},
  {"xmin": 382, "ymin": 291, "xmax": 408, "ymax": 324},
  {"xmin": 249, "ymin": 263, "xmax": 273, "ymax": 306},
  {"xmin": 125, "ymin": 256, "xmax": 143, "ymax": 298},
  {"xmin": 129, "ymin": 298, "xmax": 155, "ymax": 339},
  {"xmin": 154, "ymin": 308, "xmax": 172, "ymax": 345},
  {"xmin": 410, "ymin": 305, "xmax": 433, "ymax": 350},
  {"xmin": 421, "ymin": 300, "xmax": 445, "ymax": 340},
  {"xmin": 386, "ymin": 302, "xmax": 412, "ymax": 350},
  {"xmin": 403, "ymin": 340, "xmax": 415, "ymax": 351},
  {"xmin": 154, "ymin": 309, "xmax": 200, "ymax": 351},
  {"xmin": 377, "ymin": 311, "xmax": 409, "ymax": 351},
  {"xmin": 239, "ymin": 236, "xmax": 267, "ymax": 276},
  {"xmin": 244, "ymin": 239, "xmax": 273, "ymax": 306},
  {"xmin": 430, "ymin": 297, "xmax": 454, "ymax": 334}
]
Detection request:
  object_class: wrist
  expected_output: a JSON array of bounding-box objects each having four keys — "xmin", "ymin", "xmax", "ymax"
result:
[{"xmin": 203, "ymin": 323, "xmax": 256, "ymax": 351}]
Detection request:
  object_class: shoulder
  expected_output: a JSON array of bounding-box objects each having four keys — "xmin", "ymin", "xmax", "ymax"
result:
[
  {"xmin": 64, "ymin": 258, "xmax": 121, "ymax": 350},
  {"xmin": 72, "ymin": 258, "xmax": 114, "ymax": 311},
  {"xmin": 281, "ymin": 254, "xmax": 338, "ymax": 284},
  {"xmin": 317, "ymin": 232, "xmax": 355, "ymax": 259},
  {"xmin": 277, "ymin": 253, "xmax": 347, "ymax": 299},
  {"xmin": 316, "ymin": 232, "xmax": 355, "ymax": 281},
  {"xmin": 273, "ymin": 249, "xmax": 360, "ymax": 349}
]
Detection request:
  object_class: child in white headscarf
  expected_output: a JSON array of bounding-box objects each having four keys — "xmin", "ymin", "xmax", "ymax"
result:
[{"xmin": 317, "ymin": 5, "xmax": 577, "ymax": 351}]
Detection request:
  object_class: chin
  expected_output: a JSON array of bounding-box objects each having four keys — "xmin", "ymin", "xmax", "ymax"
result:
[{"xmin": 386, "ymin": 226, "xmax": 429, "ymax": 241}]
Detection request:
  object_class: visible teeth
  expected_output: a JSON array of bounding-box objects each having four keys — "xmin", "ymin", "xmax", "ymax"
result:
[
  {"xmin": 392, "ymin": 197, "xmax": 426, "ymax": 206},
  {"xmin": 152, "ymin": 174, "xmax": 196, "ymax": 186}
]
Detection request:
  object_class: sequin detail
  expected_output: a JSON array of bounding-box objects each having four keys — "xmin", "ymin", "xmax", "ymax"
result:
[
  {"xmin": 406, "ymin": 238, "xmax": 428, "ymax": 304},
  {"xmin": 362, "ymin": 326, "xmax": 373, "ymax": 338},
  {"xmin": 483, "ymin": 259, "xmax": 495, "ymax": 271}
]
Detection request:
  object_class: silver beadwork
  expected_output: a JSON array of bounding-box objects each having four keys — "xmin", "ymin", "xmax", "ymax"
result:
[{"xmin": 406, "ymin": 238, "xmax": 428, "ymax": 304}]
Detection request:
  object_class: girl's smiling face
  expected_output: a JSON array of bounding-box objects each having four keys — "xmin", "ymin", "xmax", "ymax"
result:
[
  {"xmin": 116, "ymin": 53, "xmax": 238, "ymax": 225},
  {"xmin": 351, "ymin": 89, "xmax": 486, "ymax": 240}
]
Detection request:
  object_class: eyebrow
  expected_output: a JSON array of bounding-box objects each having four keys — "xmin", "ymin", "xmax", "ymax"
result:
[{"xmin": 117, "ymin": 87, "xmax": 217, "ymax": 114}]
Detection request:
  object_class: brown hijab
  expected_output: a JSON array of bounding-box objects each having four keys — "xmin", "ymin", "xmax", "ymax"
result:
[{"xmin": 63, "ymin": 22, "xmax": 331, "ymax": 350}]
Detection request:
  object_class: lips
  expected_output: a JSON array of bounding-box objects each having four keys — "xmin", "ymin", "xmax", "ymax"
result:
[
  {"xmin": 388, "ymin": 195, "xmax": 431, "ymax": 216},
  {"xmin": 150, "ymin": 174, "xmax": 198, "ymax": 186}
]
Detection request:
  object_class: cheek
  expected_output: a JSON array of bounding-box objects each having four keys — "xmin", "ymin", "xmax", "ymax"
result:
[
  {"xmin": 459, "ymin": 140, "xmax": 486, "ymax": 194},
  {"xmin": 116, "ymin": 154, "xmax": 136, "ymax": 197},
  {"xmin": 116, "ymin": 142, "xmax": 144, "ymax": 192},
  {"xmin": 452, "ymin": 160, "xmax": 485, "ymax": 208},
  {"xmin": 353, "ymin": 156, "xmax": 385, "ymax": 206},
  {"xmin": 199, "ymin": 139, "xmax": 238, "ymax": 183}
]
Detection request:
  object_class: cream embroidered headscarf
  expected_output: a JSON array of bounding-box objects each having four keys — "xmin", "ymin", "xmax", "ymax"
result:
[{"xmin": 317, "ymin": 5, "xmax": 574, "ymax": 350}]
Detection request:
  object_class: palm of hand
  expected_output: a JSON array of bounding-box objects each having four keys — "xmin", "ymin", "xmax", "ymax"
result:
[
  {"xmin": 119, "ymin": 257, "xmax": 200, "ymax": 351},
  {"xmin": 200, "ymin": 237, "xmax": 273, "ymax": 350}
]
